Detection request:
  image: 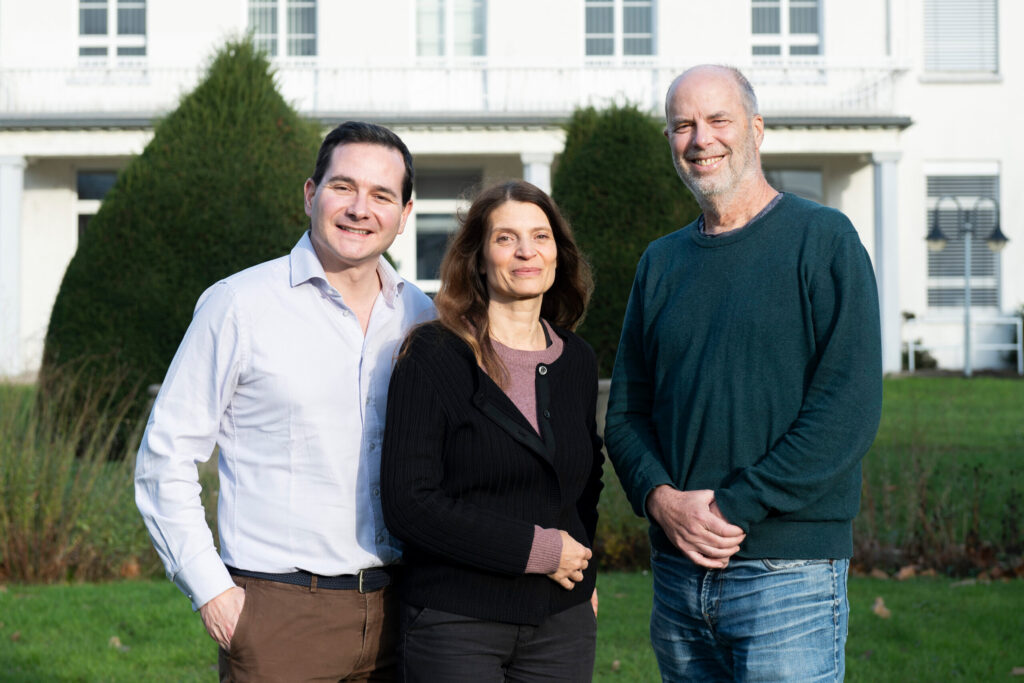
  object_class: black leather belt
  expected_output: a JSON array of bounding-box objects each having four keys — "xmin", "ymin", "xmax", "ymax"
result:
[{"xmin": 227, "ymin": 565, "xmax": 391, "ymax": 593}]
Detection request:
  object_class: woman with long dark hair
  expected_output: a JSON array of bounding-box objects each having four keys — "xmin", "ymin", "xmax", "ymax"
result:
[{"xmin": 381, "ymin": 180, "xmax": 602, "ymax": 681}]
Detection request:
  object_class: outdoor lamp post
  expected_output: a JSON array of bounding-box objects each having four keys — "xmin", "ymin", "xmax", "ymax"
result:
[{"xmin": 925, "ymin": 195, "xmax": 1008, "ymax": 377}]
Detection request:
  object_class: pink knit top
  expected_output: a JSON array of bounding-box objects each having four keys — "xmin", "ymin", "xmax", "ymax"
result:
[{"xmin": 491, "ymin": 319, "xmax": 566, "ymax": 575}]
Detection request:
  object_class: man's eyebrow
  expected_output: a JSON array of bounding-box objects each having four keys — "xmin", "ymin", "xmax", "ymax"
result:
[{"xmin": 324, "ymin": 174, "xmax": 399, "ymax": 198}]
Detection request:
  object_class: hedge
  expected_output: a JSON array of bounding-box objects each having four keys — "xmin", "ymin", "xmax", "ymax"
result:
[
  {"xmin": 41, "ymin": 39, "xmax": 322, "ymax": 424},
  {"xmin": 552, "ymin": 105, "xmax": 700, "ymax": 377}
]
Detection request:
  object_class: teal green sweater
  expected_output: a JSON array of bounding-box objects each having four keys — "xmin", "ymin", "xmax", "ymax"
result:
[{"xmin": 605, "ymin": 193, "xmax": 882, "ymax": 559}]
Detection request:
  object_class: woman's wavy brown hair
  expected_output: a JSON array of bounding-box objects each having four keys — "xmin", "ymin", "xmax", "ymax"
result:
[{"xmin": 434, "ymin": 180, "xmax": 593, "ymax": 386}]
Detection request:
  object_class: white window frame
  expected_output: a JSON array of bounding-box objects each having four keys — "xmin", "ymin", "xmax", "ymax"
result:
[
  {"xmin": 410, "ymin": 198, "xmax": 461, "ymax": 292},
  {"xmin": 78, "ymin": 0, "xmax": 146, "ymax": 65},
  {"xmin": 416, "ymin": 0, "xmax": 486, "ymax": 61},
  {"xmin": 248, "ymin": 0, "xmax": 317, "ymax": 59},
  {"xmin": 75, "ymin": 168, "xmax": 120, "ymax": 247},
  {"xmin": 584, "ymin": 0, "xmax": 655, "ymax": 61},
  {"xmin": 751, "ymin": 0, "xmax": 821, "ymax": 60},
  {"xmin": 404, "ymin": 167, "xmax": 482, "ymax": 291}
]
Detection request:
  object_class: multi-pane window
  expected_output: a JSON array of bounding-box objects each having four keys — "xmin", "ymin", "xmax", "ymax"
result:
[
  {"xmin": 585, "ymin": 0, "xmax": 653, "ymax": 57},
  {"xmin": 751, "ymin": 0, "xmax": 820, "ymax": 57},
  {"xmin": 764, "ymin": 169, "xmax": 823, "ymax": 203},
  {"xmin": 923, "ymin": 0, "xmax": 998, "ymax": 74},
  {"xmin": 248, "ymin": 0, "xmax": 317, "ymax": 58},
  {"xmin": 417, "ymin": 0, "xmax": 486, "ymax": 58},
  {"xmin": 413, "ymin": 169, "xmax": 482, "ymax": 284},
  {"xmin": 926, "ymin": 176, "xmax": 1001, "ymax": 308},
  {"xmin": 76, "ymin": 170, "xmax": 118, "ymax": 241},
  {"xmin": 78, "ymin": 0, "xmax": 146, "ymax": 59}
]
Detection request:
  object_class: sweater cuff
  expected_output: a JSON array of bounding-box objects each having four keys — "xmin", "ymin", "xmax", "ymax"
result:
[{"xmin": 525, "ymin": 526, "xmax": 563, "ymax": 574}]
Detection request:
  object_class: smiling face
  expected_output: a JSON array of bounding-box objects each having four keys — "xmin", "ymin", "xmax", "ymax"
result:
[
  {"xmin": 665, "ymin": 67, "xmax": 765, "ymax": 204},
  {"xmin": 481, "ymin": 200, "xmax": 558, "ymax": 306},
  {"xmin": 303, "ymin": 142, "xmax": 412, "ymax": 277}
]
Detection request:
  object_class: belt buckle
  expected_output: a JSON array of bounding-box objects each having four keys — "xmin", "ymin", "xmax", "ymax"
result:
[{"xmin": 358, "ymin": 568, "xmax": 367, "ymax": 594}]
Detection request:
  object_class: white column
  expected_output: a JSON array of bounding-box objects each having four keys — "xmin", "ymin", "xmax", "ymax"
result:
[
  {"xmin": 0, "ymin": 156, "xmax": 26, "ymax": 378},
  {"xmin": 0, "ymin": 157, "xmax": 27, "ymax": 378},
  {"xmin": 0, "ymin": 156, "xmax": 26, "ymax": 376},
  {"xmin": 873, "ymin": 152, "xmax": 901, "ymax": 375},
  {"xmin": 521, "ymin": 153, "xmax": 554, "ymax": 194}
]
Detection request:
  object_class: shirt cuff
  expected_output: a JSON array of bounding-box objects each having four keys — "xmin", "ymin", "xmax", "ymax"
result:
[
  {"xmin": 524, "ymin": 526, "xmax": 563, "ymax": 574},
  {"xmin": 172, "ymin": 547, "xmax": 235, "ymax": 611}
]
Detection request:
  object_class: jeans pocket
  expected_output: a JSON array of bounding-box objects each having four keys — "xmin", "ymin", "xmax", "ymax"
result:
[
  {"xmin": 400, "ymin": 602, "xmax": 428, "ymax": 632},
  {"xmin": 760, "ymin": 558, "xmax": 830, "ymax": 571}
]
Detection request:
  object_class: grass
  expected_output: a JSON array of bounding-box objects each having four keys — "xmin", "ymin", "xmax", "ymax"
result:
[
  {"xmin": 845, "ymin": 576, "xmax": 1024, "ymax": 682},
  {"xmin": 1, "ymin": 375, "xmax": 1020, "ymax": 677},
  {"xmin": 1, "ymin": 574, "xmax": 1020, "ymax": 681},
  {"xmin": 0, "ymin": 581, "xmax": 213, "ymax": 681},
  {"xmin": 0, "ymin": 379, "xmax": 155, "ymax": 583},
  {"xmin": 857, "ymin": 377, "xmax": 1023, "ymax": 572}
]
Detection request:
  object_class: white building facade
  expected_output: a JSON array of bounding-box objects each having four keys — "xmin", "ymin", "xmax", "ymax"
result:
[{"xmin": 0, "ymin": 0, "xmax": 1020, "ymax": 379}]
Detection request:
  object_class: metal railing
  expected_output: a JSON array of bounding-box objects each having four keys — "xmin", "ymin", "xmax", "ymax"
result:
[
  {"xmin": 0, "ymin": 58, "xmax": 907, "ymax": 119},
  {"xmin": 905, "ymin": 316, "xmax": 1023, "ymax": 375}
]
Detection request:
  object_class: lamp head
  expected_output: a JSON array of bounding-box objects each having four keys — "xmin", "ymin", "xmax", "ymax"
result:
[
  {"xmin": 926, "ymin": 215, "xmax": 948, "ymax": 252},
  {"xmin": 986, "ymin": 221, "xmax": 1009, "ymax": 253}
]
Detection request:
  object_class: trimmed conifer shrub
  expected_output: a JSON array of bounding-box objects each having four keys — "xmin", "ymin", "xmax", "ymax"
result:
[
  {"xmin": 552, "ymin": 105, "xmax": 700, "ymax": 377},
  {"xmin": 41, "ymin": 39, "xmax": 321, "ymax": 424}
]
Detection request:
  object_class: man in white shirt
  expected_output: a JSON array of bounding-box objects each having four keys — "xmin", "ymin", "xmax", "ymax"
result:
[{"xmin": 135, "ymin": 121, "xmax": 435, "ymax": 681}]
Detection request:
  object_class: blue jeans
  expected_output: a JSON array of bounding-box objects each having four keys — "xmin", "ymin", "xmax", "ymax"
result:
[{"xmin": 649, "ymin": 547, "xmax": 849, "ymax": 682}]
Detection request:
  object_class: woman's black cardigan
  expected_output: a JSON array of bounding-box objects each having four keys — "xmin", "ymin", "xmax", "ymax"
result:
[{"xmin": 381, "ymin": 321, "xmax": 604, "ymax": 626}]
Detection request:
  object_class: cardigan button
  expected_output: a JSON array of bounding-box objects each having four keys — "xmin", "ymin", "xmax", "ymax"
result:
[{"xmin": 537, "ymin": 365, "xmax": 548, "ymax": 376}]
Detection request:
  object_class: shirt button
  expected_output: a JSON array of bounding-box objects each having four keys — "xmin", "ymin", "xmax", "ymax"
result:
[
  {"xmin": 373, "ymin": 487, "xmax": 381, "ymax": 497},
  {"xmin": 376, "ymin": 534, "xmax": 385, "ymax": 543},
  {"xmin": 537, "ymin": 365, "xmax": 547, "ymax": 376}
]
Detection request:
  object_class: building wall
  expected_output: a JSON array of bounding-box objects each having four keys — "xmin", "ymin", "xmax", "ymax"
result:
[
  {"xmin": 892, "ymin": 0, "xmax": 1022, "ymax": 369},
  {"xmin": 0, "ymin": 0, "xmax": 1020, "ymax": 378},
  {"xmin": 20, "ymin": 159, "xmax": 78, "ymax": 370}
]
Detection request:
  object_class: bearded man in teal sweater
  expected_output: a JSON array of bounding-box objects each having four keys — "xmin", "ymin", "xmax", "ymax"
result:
[{"xmin": 605, "ymin": 65, "xmax": 882, "ymax": 682}]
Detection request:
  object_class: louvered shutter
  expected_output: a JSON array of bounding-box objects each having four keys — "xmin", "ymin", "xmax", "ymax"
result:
[
  {"xmin": 926, "ymin": 176, "xmax": 1001, "ymax": 308},
  {"xmin": 924, "ymin": 0, "xmax": 998, "ymax": 73}
]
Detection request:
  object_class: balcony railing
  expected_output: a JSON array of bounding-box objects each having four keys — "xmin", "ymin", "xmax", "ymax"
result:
[{"xmin": 0, "ymin": 58, "xmax": 907, "ymax": 122}]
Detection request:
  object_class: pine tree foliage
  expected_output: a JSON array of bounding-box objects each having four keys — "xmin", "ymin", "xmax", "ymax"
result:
[
  {"xmin": 42, "ymin": 39, "xmax": 322, "ymax": 418},
  {"xmin": 552, "ymin": 105, "xmax": 700, "ymax": 376}
]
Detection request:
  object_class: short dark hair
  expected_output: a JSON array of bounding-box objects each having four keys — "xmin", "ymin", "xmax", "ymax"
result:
[
  {"xmin": 433, "ymin": 180, "xmax": 593, "ymax": 386},
  {"xmin": 310, "ymin": 121, "xmax": 415, "ymax": 204}
]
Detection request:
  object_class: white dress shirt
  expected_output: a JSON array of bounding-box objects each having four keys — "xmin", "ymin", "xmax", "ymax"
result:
[{"xmin": 135, "ymin": 232, "xmax": 435, "ymax": 609}]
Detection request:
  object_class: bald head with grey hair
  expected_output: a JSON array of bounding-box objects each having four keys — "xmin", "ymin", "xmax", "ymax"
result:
[{"xmin": 665, "ymin": 64, "xmax": 759, "ymax": 120}]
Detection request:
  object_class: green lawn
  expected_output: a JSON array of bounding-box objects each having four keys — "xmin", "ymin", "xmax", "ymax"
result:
[
  {"xmin": 2, "ymin": 574, "xmax": 1021, "ymax": 681},
  {"xmin": 856, "ymin": 377, "xmax": 1024, "ymax": 568}
]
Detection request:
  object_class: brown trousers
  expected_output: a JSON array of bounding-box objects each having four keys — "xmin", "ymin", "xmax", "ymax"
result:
[{"xmin": 218, "ymin": 575, "xmax": 397, "ymax": 682}]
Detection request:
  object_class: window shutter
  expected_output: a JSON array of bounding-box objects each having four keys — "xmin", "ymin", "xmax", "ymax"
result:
[
  {"xmin": 926, "ymin": 176, "xmax": 1001, "ymax": 308},
  {"xmin": 924, "ymin": 0, "xmax": 998, "ymax": 73}
]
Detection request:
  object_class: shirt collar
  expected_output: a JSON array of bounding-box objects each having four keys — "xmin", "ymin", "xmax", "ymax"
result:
[
  {"xmin": 375, "ymin": 255, "xmax": 404, "ymax": 307},
  {"xmin": 289, "ymin": 231, "xmax": 405, "ymax": 307}
]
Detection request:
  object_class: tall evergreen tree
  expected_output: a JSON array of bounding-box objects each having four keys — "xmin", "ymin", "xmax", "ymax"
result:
[
  {"xmin": 42, "ymin": 39, "xmax": 322, "ymax": 420},
  {"xmin": 552, "ymin": 105, "xmax": 700, "ymax": 376}
]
